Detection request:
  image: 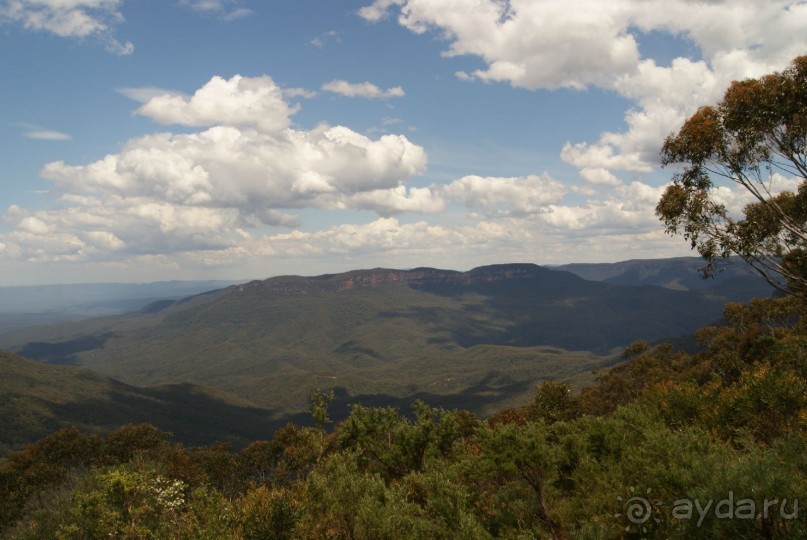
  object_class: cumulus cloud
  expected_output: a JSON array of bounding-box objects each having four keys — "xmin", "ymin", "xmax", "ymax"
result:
[
  {"xmin": 579, "ymin": 168, "xmax": 622, "ymax": 187},
  {"xmin": 333, "ymin": 173, "xmax": 571, "ymax": 218},
  {"xmin": 251, "ymin": 209, "xmax": 696, "ymax": 272},
  {"xmin": 3, "ymin": 200, "xmax": 245, "ymax": 262},
  {"xmin": 538, "ymin": 181, "xmax": 666, "ymax": 233},
  {"xmin": 322, "ymin": 80, "xmax": 405, "ymax": 99},
  {"xmin": 361, "ymin": 0, "xmax": 640, "ymax": 90},
  {"xmin": 3, "ymin": 164, "xmax": 767, "ymax": 275},
  {"xmin": 444, "ymin": 174, "xmax": 566, "ymax": 217},
  {"xmin": 0, "ymin": 0, "xmax": 134, "ymax": 54},
  {"xmin": 10, "ymin": 1, "xmax": 804, "ymax": 275},
  {"xmin": 133, "ymin": 75, "xmax": 297, "ymax": 133},
  {"xmin": 1, "ymin": 75, "xmax": 430, "ymax": 264},
  {"xmin": 348, "ymin": 186, "xmax": 445, "ymax": 216},
  {"xmin": 265, "ymin": 217, "xmax": 526, "ymax": 258},
  {"xmin": 34, "ymin": 119, "xmax": 429, "ymax": 231},
  {"xmin": 359, "ymin": 0, "xmax": 807, "ymax": 172}
]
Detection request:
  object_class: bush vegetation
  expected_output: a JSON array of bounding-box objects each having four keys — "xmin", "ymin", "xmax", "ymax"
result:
[{"xmin": 2, "ymin": 295, "xmax": 805, "ymax": 539}]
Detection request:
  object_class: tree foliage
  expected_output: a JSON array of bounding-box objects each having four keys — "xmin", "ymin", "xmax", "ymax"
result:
[{"xmin": 658, "ymin": 55, "xmax": 807, "ymax": 297}]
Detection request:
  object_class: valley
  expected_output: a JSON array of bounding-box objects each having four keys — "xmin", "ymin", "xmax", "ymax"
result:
[{"xmin": 0, "ymin": 259, "xmax": 774, "ymax": 451}]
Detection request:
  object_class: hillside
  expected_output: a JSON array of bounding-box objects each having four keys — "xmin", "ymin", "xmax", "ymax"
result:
[
  {"xmin": 3, "ymin": 294, "xmax": 805, "ymax": 539},
  {"xmin": 0, "ymin": 349, "xmax": 291, "ymax": 457},
  {"xmin": 555, "ymin": 256, "xmax": 775, "ymax": 296},
  {"xmin": 0, "ymin": 263, "xmax": 759, "ymax": 416}
]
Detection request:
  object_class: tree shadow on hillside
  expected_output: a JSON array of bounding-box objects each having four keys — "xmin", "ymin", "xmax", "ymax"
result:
[
  {"xmin": 33, "ymin": 374, "xmax": 537, "ymax": 451},
  {"xmin": 18, "ymin": 333, "xmax": 116, "ymax": 365},
  {"xmin": 378, "ymin": 305, "xmax": 513, "ymax": 349},
  {"xmin": 42, "ymin": 382, "xmax": 300, "ymax": 449},
  {"xmin": 325, "ymin": 373, "xmax": 535, "ymax": 420}
]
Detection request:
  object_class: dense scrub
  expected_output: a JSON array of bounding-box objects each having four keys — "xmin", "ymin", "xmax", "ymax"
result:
[{"xmin": 2, "ymin": 296, "xmax": 806, "ymax": 539}]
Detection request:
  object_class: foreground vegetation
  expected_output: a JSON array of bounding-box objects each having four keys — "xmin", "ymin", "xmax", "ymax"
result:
[{"xmin": 2, "ymin": 295, "xmax": 805, "ymax": 539}]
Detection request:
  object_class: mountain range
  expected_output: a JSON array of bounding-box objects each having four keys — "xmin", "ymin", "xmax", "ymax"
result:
[
  {"xmin": 0, "ymin": 260, "xmax": 775, "ymax": 434},
  {"xmin": 555, "ymin": 256, "xmax": 772, "ymax": 294}
]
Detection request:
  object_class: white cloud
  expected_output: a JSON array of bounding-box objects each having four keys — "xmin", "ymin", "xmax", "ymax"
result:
[
  {"xmin": 15, "ymin": 123, "xmax": 71, "ymax": 141},
  {"xmin": 254, "ymin": 210, "xmax": 694, "ymax": 272},
  {"xmin": 308, "ymin": 29, "xmax": 340, "ymax": 48},
  {"xmin": 561, "ymin": 141, "xmax": 652, "ymax": 174},
  {"xmin": 134, "ymin": 75, "xmax": 297, "ymax": 134},
  {"xmin": 0, "ymin": 0, "xmax": 134, "ymax": 54},
  {"xmin": 180, "ymin": 0, "xmax": 253, "ymax": 21},
  {"xmin": 357, "ymin": 0, "xmax": 404, "ymax": 23},
  {"xmin": 7, "ymin": 171, "xmax": 764, "ymax": 276},
  {"xmin": 117, "ymin": 86, "xmax": 184, "ymax": 103},
  {"xmin": 39, "ymin": 122, "xmax": 428, "ymax": 211},
  {"xmin": 221, "ymin": 7, "xmax": 251, "ymax": 21},
  {"xmin": 579, "ymin": 168, "xmax": 622, "ymax": 187},
  {"xmin": 322, "ymin": 80, "xmax": 405, "ymax": 99},
  {"xmin": 360, "ymin": 0, "xmax": 807, "ymax": 173},
  {"xmin": 10, "ymin": 0, "xmax": 805, "ymax": 277},
  {"xmin": 443, "ymin": 174, "xmax": 566, "ymax": 217},
  {"xmin": 538, "ymin": 181, "xmax": 667, "ymax": 232},
  {"xmin": 266, "ymin": 217, "xmax": 525, "ymax": 258},
  {"xmin": 706, "ymin": 173, "xmax": 803, "ymax": 219},
  {"xmin": 562, "ymin": 57, "xmax": 727, "ymax": 172},
  {"xmin": 3, "ymin": 199, "xmax": 247, "ymax": 262},
  {"xmin": 348, "ymin": 186, "xmax": 445, "ymax": 216},
  {"xmin": 25, "ymin": 130, "xmax": 71, "ymax": 141},
  {"xmin": 360, "ymin": 0, "xmax": 641, "ymax": 90},
  {"xmin": 1, "ymin": 75, "xmax": 429, "ymax": 263},
  {"xmin": 283, "ymin": 87, "xmax": 318, "ymax": 99},
  {"xmin": 316, "ymin": 172, "xmax": 571, "ymax": 220}
]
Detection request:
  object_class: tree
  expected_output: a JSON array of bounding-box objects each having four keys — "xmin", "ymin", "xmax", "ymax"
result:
[
  {"xmin": 657, "ymin": 55, "xmax": 807, "ymax": 297},
  {"xmin": 529, "ymin": 380, "xmax": 580, "ymax": 424},
  {"xmin": 307, "ymin": 389, "xmax": 334, "ymax": 431}
]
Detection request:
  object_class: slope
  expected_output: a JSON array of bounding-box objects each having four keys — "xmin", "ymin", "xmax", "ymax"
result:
[
  {"xmin": 555, "ymin": 256, "xmax": 775, "ymax": 298},
  {"xmin": 1, "ymin": 263, "xmax": 747, "ymax": 416},
  {"xmin": 0, "ymin": 349, "xmax": 290, "ymax": 458}
]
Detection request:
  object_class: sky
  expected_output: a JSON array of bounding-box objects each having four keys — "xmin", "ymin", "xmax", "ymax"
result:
[{"xmin": 0, "ymin": 0, "xmax": 806, "ymax": 285}]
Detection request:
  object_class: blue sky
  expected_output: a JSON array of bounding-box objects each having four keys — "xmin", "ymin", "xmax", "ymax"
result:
[{"xmin": 0, "ymin": 0, "xmax": 805, "ymax": 285}]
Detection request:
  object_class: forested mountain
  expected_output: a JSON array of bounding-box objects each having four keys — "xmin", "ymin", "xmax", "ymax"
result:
[
  {"xmin": 555, "ymin": 256, "xmax": 775, "ymax": 296},
  {"xmin": 0, "ymin": 350, "xmax": 296, "ymax": 457},
  {"xmin": 0, "ymin": 263, "xmax": 769, "ymax": 419},
  {"xmin": 2, "ymin": 294, "xmax": 804, "ymax": 539}
]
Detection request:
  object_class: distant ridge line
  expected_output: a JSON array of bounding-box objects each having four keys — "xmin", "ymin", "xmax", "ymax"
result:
[{"xmin": 238, "ymin": 263, "xmax": 555, "ymax": 295}]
